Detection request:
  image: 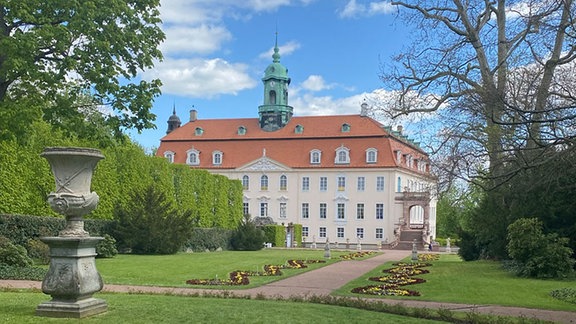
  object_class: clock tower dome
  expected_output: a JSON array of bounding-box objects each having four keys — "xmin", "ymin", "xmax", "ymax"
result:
[{"xmin": 258, "ymin": 34, "xmax": 293, "ymax": 131}]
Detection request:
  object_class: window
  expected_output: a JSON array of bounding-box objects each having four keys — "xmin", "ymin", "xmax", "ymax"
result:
[
  {"xmin": 302, "ymin": 226, "xmax": 309, "ymax": 238},
  {"xmin": 243, "ymin": 202, "xmax": 249, "ymax": 216},
  {"xmin": 319, "ymin": 203, "xmax": 327, "ymax": 219},
  {"xmin": 280, "ymin": 175, "xmax": 287, "ymax": 190},
  {"xmin": 341, "ymin": 123, "xmax": 351, "ymax": 132},
  {"xmin": 295, "ymin": 124, "xmax": 304, "ymax": 134},
  {"xmin": 376, "ymin": 228, "xmax": 383, "ymax": 239},
  {"xmin": 376, "ymin": 176, "xmax": 385, "ymax": 191},
  {"xmin": 186, "ymin": 149, "xmax": 200, "ymax": 165},
  {"xmin": 269, "ymin": 90, "xmax": 277, "ymax": 104},
  {"xmin": 237, "ymin": 126, "xmax": 247, "ymax": 135},
  {"xmin": 320, "ymin": 177, "xmax": 327, "ymax": 191},
  {"xmin": 301, "ymin": 203, "xmax": 309, "ymax": 219},
  {"xmin": 260, "ymin": 175, "xmax": 268, "ymax": 191},
  {"xmin": 397, "ymin": 177, "xmax": 402, "ymax": 192},
  {"xmin": 319, "ymin": 227, "xmax": 327, "ymax": 238},
  {"xmin": 337, "ymin": 203, "xmax": 346, "ymax": 219},
  {"xmin": 212, "ymin": 151, "xmax": 222, "ymax": 165},
  {"xmin": 260, "ymin": 202, "xmax": 268, "ymax": 217},
  {"xmin": 163, "ymin": 151, "xmax": 175, "ymax": 163},
  {"xmin": 337, "ymin": 176, "xmax": 346, "ymax": 191},
  {"xmin": 302, "ymin": 177, "xmax": 310, "ymax": 191},
  {"xmin": 335, "ymin": 146, "xmax": 350, "ymax": 164},
  {"xmin": 242, "ymin": 175, "xmax": 249, "ymax": 190},
  {"xmin": 337, "ymin": 227, "xmax": 345, "ymax": 238},
  {"xmin": 356, "ymin": 228, "xmax": 364, "ymax": 239},
  {"xmin": 376, "ymin": 203, "xmax": 384, "ymax": 220},
  {"xmin": 357, "ymin": 176, "xmax": 365, "ymax": 191},
  {"xmin": 366, "ymin": 148, "xmax": 377, "ymax": 163},
  {"xmin": 195, "ymin": 127, "xmax": 203, "ymax": 136},
  {"xmin": 395, "ymin": 150, "xmax": 402, "ymax": 163},
  {"xmin": 279, "ymin": 202, "xmax": 287, "ymax": 219},
  {"xmin": 356, "ymin": 203, "xmax": 365, "ymax": 219},
  {"xmin": 406, "ymin": 154, "xmax": 413, "ymax": 168},
  {"xmin": 310, "ymin": 149, "xmax": 321, "ymax": 164}
]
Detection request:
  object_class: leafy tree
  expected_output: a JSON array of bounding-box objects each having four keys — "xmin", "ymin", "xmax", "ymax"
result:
[
  {"xmin": 507, "ymin": 218, "xmax": 574, "ymax": 278},
  {"xmin": 230, "ymin": 215, "xmax": 266, "ymax": 251},
  {"xmin": 0, "ymin": 1, "xmax": 164, "ymax": 140},
  {"xmin": 112, "ymin": 185, "xmax": 194, "ymax": 255}
]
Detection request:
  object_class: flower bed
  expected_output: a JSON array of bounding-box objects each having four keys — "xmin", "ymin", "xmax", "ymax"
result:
[
  {"xmin": 351, "ymin": 253, "xmax": 440, "ymax": 297},
  {"xmin": 339, "ymin": 251, "xmax": 376, "ymax": 260},
  {"xmin": 186, "ymin": 259, "xmax": 325, "ymax": 286}
]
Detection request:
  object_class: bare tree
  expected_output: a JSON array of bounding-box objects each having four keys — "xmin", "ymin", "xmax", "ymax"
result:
[{"xmin": 377, "ymin": 0, "xmax": 576, "ymax": 188}]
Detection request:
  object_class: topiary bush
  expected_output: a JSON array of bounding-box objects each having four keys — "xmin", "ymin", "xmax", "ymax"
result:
[
  {"xmin": 263, "ymin": 225, "xmax": 285, "ymax": 247},
  {"xmin": 230, "ymin": 215, "xmax": 266, "ymax": 251}
]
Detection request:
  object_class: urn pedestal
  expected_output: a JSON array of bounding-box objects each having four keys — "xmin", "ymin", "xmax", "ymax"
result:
[{"xmin": 36, "ymin": 147, "xmax": 108, "ymax": 318}]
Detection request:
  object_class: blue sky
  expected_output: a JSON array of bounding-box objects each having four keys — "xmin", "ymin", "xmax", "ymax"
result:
[{"xmin": 131, "ymin": 0, "xmax": 412, "ymax": 151}]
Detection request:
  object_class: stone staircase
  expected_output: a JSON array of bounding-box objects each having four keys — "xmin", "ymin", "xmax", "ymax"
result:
[{"xmin": 394, "ymin": 229, "xmax": 424, "ymax": 250}]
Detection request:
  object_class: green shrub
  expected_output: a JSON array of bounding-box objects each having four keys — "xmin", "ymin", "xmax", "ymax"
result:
[
  {"xmin": 112, "ymin": 185, "xmax": 193, "ymax": 254},
  {"xmin": 0, "ymin": 264, "xmax": 47, "ymax": 280},
  {"xmin": 230, "ymin": 215, "xmax": 266, "ymax": 251},
  {"xmin": 507, "ymin": 218, "xmax": 575, "ymax": 278},
  {"xmin": 184, "ymin": 228, "xmax": 233, "ymax": 252},
  {"xmin": 96, "ymin": 234, "xmax": 118, "ymax": 258},
  {"xmin": 550, "ymin": 288, "xmax": 576, "ymax": 304},
  {"xmin": 0, "ymin": 236, "xmax": 33, "ymax": 267},
  {"xmin": 263, "ymin": 225, "xmax": 285, "ymax": 247},
  {"xmin": 26, "ymin": 238, "xmax": 50, "ymax": 265}
]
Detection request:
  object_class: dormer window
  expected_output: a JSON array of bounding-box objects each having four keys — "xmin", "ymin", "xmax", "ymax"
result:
[
  {"xmin": 195, "ymin": 127, "xmax": 204, "ymax": 136},
  {"xmin": 310, "ymin": 149, "xmax": 321, "ymax": 164},
  {"xmin": 335, "ymin": 146, "xmax": 350, "ymax": 164},
  {"xmin": 341, "ymin": 123, "xmax": 351, "ymax": 132},
  {"xmin": 212, "ymin": 150, "xmax": 223, "ymax": 165},
  {"xmin": 163, "ymin": 151, "xmax": 175, "ymax": 163},
  {"xmin": 237, "ymin": 126, "xmax": 247, "ymax": 135},
  {"xmin": 395, "ymin": 150, "xmax": 402, "ymax": 163},
  {"xmin": 186, "ymin": 148, "xmax": 200, "ymax": 165},
  {"xmin": 295, "ymin": 124, "xmax": 304, "ymax": 134},
  {"xmin": 366, "ymin": 148, "xmax": 377, "ymax": 163},
  {"xmin": 406, "ymin": 154, "xmax": 414, "ymax": 168}
]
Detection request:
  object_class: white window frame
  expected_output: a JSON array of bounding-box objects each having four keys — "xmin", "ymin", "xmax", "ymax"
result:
[
  {"xmin": 320, "ymin": 177, "xmax": 328, "ymax": 191},
  {"xmin": 301, "ymin": 203, "xmax": 309, "ymax": 219},
  {"xmin": 242, "ymin": 175, "xmax": 249, "ymax": 190},
  {"xmin": 376, "ymin": 203, "xmax": 384, "ymax": 220},
  {"xmin": 302, "ymin": 176, "xmax": 310, "ymax": 191},
  {"xmin": 337, "ymin": 176, "xmax": 346, "ymax": 191},
  {"xmin": 212, "ymin": 150, "xmax": 223, "ymax": 165},
  {"xmin": 337, "ymin": 227, "xmax": 345, "ymax": 238},
  {"xmin": 376, "ymin": 176, "xmax": 385, "ymax": 192},
  {"xmin": 356, "ymin": 203, "xmax": 364, "ymax": 219},
  {"xmin": 186, "ymin": 149, "xmax": 200, "ymax": 166},
  {"xmin": 356, "ymin": 228, "xmax": 364, "ymax": 239},
  {"xmin": 310, "ymin": 149, "xmax": 321, "ymax": 164},
  {"xmin": 335, "ymin": 146, "xmax": 350, "ymax": 164},
  {"xmin": 163, "ymin": 151, "xmax": 175, "ymax": 163},
  {"xmin": 337, "ymin": 203, "xmax": 346, "ymax": 220},
  {"xmin": 280, "ymin": 175, "xmax": 288, "ymax": 191},
  {"xmin": 366, "ymin": 148, "xmax": 377, "ymax": 163},
  {"xmin": 260, "ymin": 202, "xmax": 268, "ymax": 217},
  {"xmin": 260, "ymin": 175, "xmax": 269, "ymax": 191},
  {"xmin": 376, "ymin": 228, "xmax": 383, "ymax": 239},
  {"xmin": 279, "ymin": 202, "xmax": 287, "ymax": 219},
  {"xmin": 319, "ymin": 227, "xmax": 327, "ymax": 238},
  {"xmin": 319, "ymin": 203, "xmax": 327, "ymax": 219},
  {"xmin": 357, "ymin": 176, "xmax": 365, "ymax": 191}
]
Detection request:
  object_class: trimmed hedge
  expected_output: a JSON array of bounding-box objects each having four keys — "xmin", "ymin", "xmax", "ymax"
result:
[
  {"xmin": 184, "ymin": 228, "xmax": 233, "ymax": 252},
  {"xmin": 263, "ymin": 225, "xmax": 285, "ymax": 247}
]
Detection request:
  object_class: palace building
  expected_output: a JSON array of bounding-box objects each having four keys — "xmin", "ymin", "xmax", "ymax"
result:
[{"xmin": 157, "ymin": 40, "xmax": 436, "ymax": 249}]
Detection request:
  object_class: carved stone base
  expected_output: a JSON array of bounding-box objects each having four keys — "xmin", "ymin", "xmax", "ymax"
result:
[
  {"xmin": 36, "ymin": 236, "xmax": 107, "ymax": 318},
  {"xmin": 36, "ymin": 297, "xmax": 108, "ymax": 318}
]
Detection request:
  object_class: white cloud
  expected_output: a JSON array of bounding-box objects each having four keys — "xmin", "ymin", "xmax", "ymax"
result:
[
  {"xmin": 338, "ymin": 0, "xmax": 394, "ymax": 18},
  {"xmin": 300, "ymin": 75, "xmax": 333, "ymax": 91},
  {"xmin": 161, "ymin": 24, "xmax": 232, "ymax": 56},
  {"xmin": 143, "ymin": 58, "xmax": 257, "ymax": 98}
]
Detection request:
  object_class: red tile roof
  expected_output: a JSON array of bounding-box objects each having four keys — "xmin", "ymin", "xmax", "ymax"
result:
[{"xmin": 158, "ymin": 114, "xmax": 430, "ymax": 173}]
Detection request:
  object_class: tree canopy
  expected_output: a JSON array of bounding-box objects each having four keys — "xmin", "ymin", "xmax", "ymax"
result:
[
  {"xmin": 0, "ymin": 1, "xmax": 164, "ymax": 141},
  {"xmin": 379, "ymin": 0, "xmax": 576, "ymax": 188}
]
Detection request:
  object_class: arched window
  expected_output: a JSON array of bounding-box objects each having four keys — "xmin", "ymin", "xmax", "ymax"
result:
[
  {"xmin": 269, "ymin": 90, "xmax": 277, "ymax": 104},
  {"xmin": 335, "ymin": 146, "xmax": 350, "ymax": 164},
  {"xmin": 280, "ymin": 175, "xmax": 287, "ymax": 190},
  {"xmin": 195, "ymin": 127, "xmax": 204, "ymax": 136},
  {"xmin": 310, "ymin": 149, "xmax": 321, "ymax": 164},
  {"xmin": 186, "ymin": 149, "xmax": 200, "ymax": 166},
  {"xmin": 366, "ymin": 148, "xmax": 377, "ymax": 163},
  {"xmin": 212, "ymin": 151, "xmax": 223, "ymax": 165},
  {"xmin": 242, "ymin": 175, "xmax": 249, "ymax": 190},
  {"xmin": 163, "ymin": 151, "xmax": 175, "ymax": 163},
  {"xmin": 295, "ymin": 124, "xmax": 304, "ymax": 134},
  {"xmin": 260, "ymin": 175, "xmax": 269, "ymax": 191}
]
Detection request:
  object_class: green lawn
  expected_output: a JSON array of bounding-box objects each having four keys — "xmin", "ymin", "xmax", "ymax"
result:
[
  {"xmin": 95, "ymin": 249, "xmax": 350, "ymax": 288},
  {"xmin": 0, "ymin": 291, "xmax": 445, "ymax": 324},
  {"xmin": 336, "ymin": 254, "xmax": 576, "ymax": 312}
]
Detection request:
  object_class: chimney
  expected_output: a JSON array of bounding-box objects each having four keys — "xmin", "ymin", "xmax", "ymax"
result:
[
  {"xmin": 190, "ymin": 109, "xmax": 197, "ymax": 122},
  {"xmin": 360, "ymin": 102, "xmax": 368, "ymax": 117},
  {"xmin": 397, "ymin": 125, "xmax": 403, "ymax": 134}
]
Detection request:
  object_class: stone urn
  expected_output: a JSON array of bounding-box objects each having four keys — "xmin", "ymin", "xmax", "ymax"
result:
[{"xmin": 36, "ymin": 147, "xmax": 108, "ymax": 318}]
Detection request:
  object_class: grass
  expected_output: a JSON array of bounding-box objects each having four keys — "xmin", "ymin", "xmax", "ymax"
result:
[
  {"xmin": 0, "ymin": 290, "xmax": 445, "ymax": 324},
  {"xmin": 336, "ymin": 254, "xmax": 576, "ymax": 312},
  {"xmin": 95, "ymin": 249, "xmax": 350, "ymax": 288}
]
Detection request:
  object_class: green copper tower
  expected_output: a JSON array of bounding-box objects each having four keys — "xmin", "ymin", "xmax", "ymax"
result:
[{"xmin": 258, "ymin": 33, "xmax": 293, "ymax": 131}]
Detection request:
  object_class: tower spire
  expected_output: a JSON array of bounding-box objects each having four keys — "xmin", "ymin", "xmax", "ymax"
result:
[{"xmin": 272, "ymin": 29, "xmax": 280, "ymax": 63}]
